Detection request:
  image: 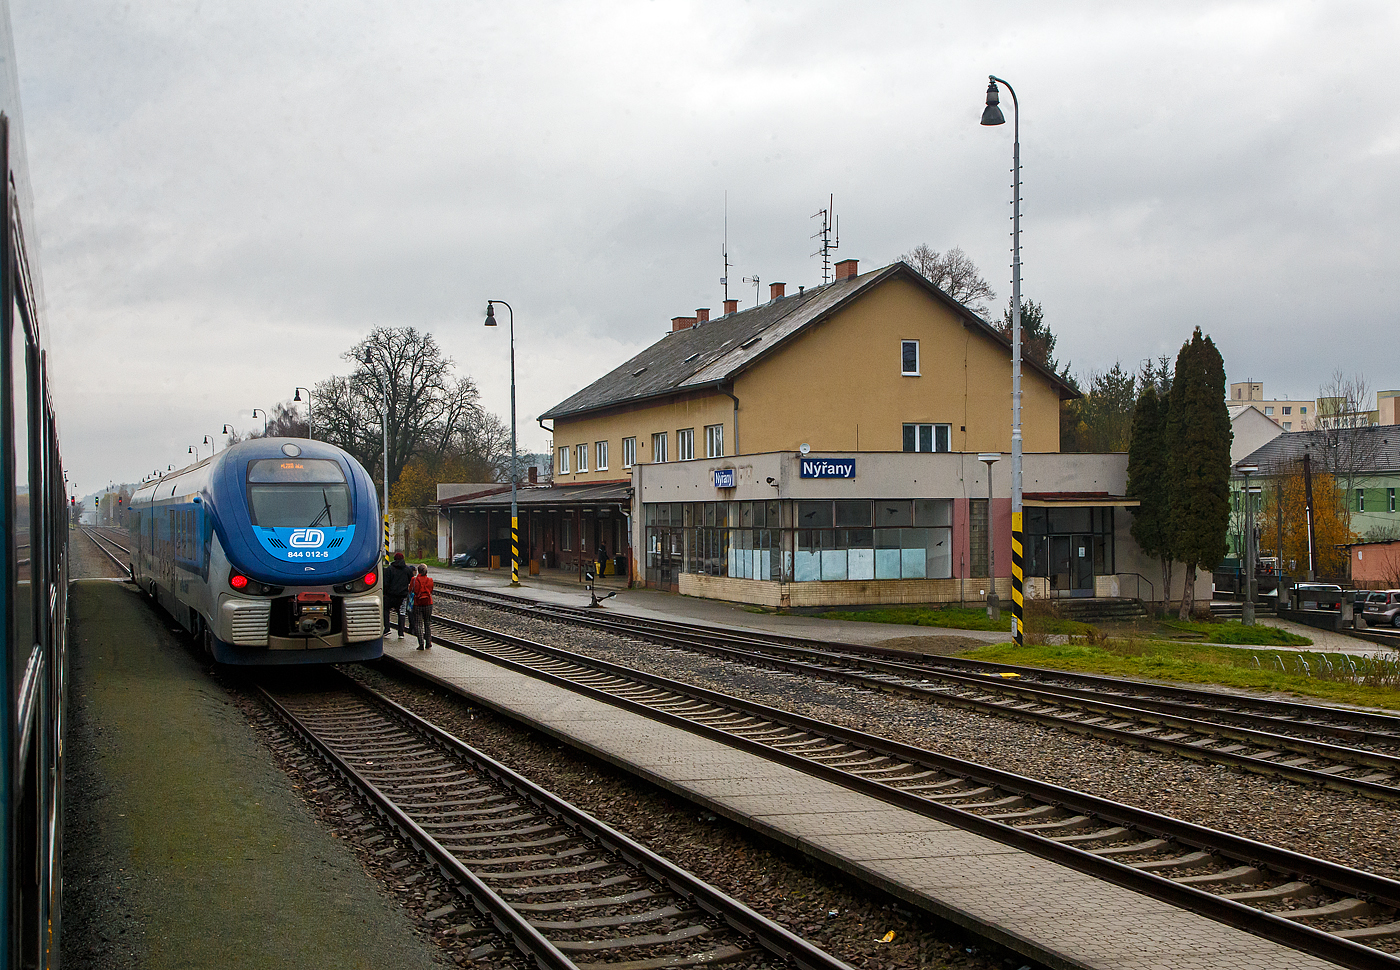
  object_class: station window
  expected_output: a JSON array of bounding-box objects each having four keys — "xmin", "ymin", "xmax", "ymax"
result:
[
  {"xmin": 1357, "ymin": 488, "xmax": 1365, "ymax": 513},
  {"xmin": 595, "ymin": 441, "xmax": 608, "ymax": 470},
  {"xmin": 902, "ymin": 423, "xmax": 950, "ymax": 453},
  {"xmin": 1391, "ymin": 488, "xmax": 1397, "ymax": 513},
  {"xmin": 705, "ymin": 424, "xmax": 724, "ymax": 458},
  {"xmin": 1283, "ymin": 406, "xmax": 1292, "ymax": 415},
  {"xmin": 901, "ymin": 340, "xmax": 919, "ymax": 376},
  {"xmin": 652, "ymin": 432, "xmax": 668, "ymax": 463},
  {"xmin": 558, "ymin": 446, "xmax": 570, "ymax": 474},
  {"xmin": 622, "ymin": 436, "xmax": 636, "ymax": 468},
  {"xmin": 1264, "ymin": 406, "xmax": 1274, "ymax": 416},
  {"xmin": 576, "ymin": 444, "xmax": 588, "ymax": 473},
  {"xmin": 677, "ymin": 428, "xmax": 695, "ymax": 461}
]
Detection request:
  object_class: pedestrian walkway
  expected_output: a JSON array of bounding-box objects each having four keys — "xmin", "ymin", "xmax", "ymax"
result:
[
  {"xmin": 65, "ymin": 581, "xmax": 444, "ymax": 970},
  {"xmin": 387, "ymin": 637, "xmax": 1335, "ymax": 970}
]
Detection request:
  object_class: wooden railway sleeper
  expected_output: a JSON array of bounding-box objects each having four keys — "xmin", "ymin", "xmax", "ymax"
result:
[
  {"xmin": 529, "ymin": 903, "xmax": 702, "ymax": 931},
  {"xmin": 511, "ymin": 888, "xmax": 660, "ymax": 912}
]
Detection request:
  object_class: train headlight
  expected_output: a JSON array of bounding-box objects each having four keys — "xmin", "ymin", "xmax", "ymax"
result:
[{"xmin": 334, "ymin": 570, "xmax": 378, "ymax": 594}]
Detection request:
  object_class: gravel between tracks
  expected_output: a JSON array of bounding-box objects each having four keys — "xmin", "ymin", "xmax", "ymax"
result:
[
  {"xmin": 71, "ymin": 528, "xmax": 130, "ymax": 580},
  {"xmin": 440, "ymin": 601, "xmax": 1400, "ymax": 882},
  {"xmin": 347, "ymin": 660, "xmax": 1011, "ymax": 970}
]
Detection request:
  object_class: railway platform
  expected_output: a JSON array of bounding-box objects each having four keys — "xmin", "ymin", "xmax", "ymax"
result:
[
  {"xmin": 386, "ymin": 636, "xmax": 1337, "ymax": 970},
  {"xmin": 64, "ymin": 580, "xmax": 444, "ymax": 970}
]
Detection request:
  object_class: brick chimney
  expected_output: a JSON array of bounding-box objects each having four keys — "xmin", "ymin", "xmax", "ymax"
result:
[
  {"xmin": 835, "ymin": 259, "xmax": 859, "ymax": 281},
  {"xmin": 671, "ymin": 315, "xmax": 698, "ymax": 332},
  {"xmin": 769, "ymin": 282, "xmax": 785, "ymax": 300},
  {"xmin": 723, "ymin": 299, "xmax": 738, "ymax": 315},
  {"xmin": 696, "ymin": 308, "xmax": 710, "ymax": 324}
]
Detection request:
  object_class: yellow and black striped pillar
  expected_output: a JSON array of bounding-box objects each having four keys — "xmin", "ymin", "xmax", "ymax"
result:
[
  {"xmin": 1010, "ymin": 511, "xmax": 1024, "ymax": 646},
  {"xmin": 383, "ymin": 516, "xmax": 390, "ymax": 566},
  {"xmin": 510, "ymin": 514, "xmax": 520, "ymax": 585}
]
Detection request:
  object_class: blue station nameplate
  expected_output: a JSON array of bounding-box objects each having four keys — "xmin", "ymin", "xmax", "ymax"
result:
[{"xmin": 800, "ymin": 458, "xmax": 856, "ymax": 479}]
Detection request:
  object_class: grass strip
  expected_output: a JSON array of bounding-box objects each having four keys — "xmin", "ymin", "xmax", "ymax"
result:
[
  {"xmin": 959, "ymin": 639, "xmax": 1400, "ymax": 711},
  {"xmin": 817, "ymin": 605, "xmax": 1092, "ymax": 636}
]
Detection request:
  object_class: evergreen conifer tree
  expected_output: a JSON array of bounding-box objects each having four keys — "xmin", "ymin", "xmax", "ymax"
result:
[
  {"xmin": 1126, "ymin": 386, "xmax": 1172, "ymax": 610},
  {"xmin": 1166, "ymin": 328, "xmax": 1233, "ymax": 619}
]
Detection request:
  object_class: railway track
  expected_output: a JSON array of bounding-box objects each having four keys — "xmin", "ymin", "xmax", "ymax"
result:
[
  {"xmin": 81, "ymin": 526, "xmax": 131, "ymax": 577},
  {"xmin": 435, "ymin": 582, "xmax": 1400, "ymax": 802},
  {"xmin": 257, "ymin": 669, "xmax": 856, "ymax": 970},
  {"xmin": 407, "ymin": 615, "xmax": 1400, "ymax": 968}
]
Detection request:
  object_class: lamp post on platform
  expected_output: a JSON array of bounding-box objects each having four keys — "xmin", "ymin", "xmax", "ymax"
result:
[
  {"xmin": 294, "ymin": 387, "xmax": 313, "ymax": 439},
  {"xmin": 978, "ymin": 453, "xmax": 1001, "ymax": 621},
  {"xmin": 1236, "ymin": 462, "xmax": 1260, "ymax": 625},
  {"xmin": 485, "ymin": 300, "xmax": 521, "ymax": 586},
  {"xmin": 251, "ymin": 408, "xmax": 268, "ymax": 436},
  {"xmin": 980, "ymin": 74, "xmax": 1025, "ymax": 647}
]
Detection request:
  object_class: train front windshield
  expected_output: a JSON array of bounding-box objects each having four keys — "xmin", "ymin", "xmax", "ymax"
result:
[{"xmin": 246, "ymin": 458, "xmax": 354, "ymax": 528}]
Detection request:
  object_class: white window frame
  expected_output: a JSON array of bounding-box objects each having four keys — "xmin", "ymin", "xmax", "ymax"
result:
[
  {"xmin": 677, "ymin": 428, "xmax": 695, "ymax": 461},
  {"xmin": 576, "ymin": 443, "xmax": 588, "ymax": 473},
  {"xmin": 1390, "ymin": 487, "xmax": 1396, "ymax": 513},
  {"xmin": 901, "ymin": 339, "xmax": 920, "ymax": 376},
  {"xmin": 595, "ymin": 440, "xmax": 608, "ymax": 470},
  {"xmin": 705, "ymin": 424, "xmax": 724, "ymax": 458},
  {"xmin": 652, "ymin": 432, "xmax": 668, "ymax": 463},
  {"xmin": 558, "ymin": 446, "xmax": 570, "ymax": 474},
  {"xmin": 622, "ymin": 436, "xmax": 636, "ymax": 468},
  {"xmin": 902, "ymin": 423, "xmax": 951, "ymax": 453},
  {"xmin": 1357, "ymin": 488, "xmax": 1365, "ymax": 513}
]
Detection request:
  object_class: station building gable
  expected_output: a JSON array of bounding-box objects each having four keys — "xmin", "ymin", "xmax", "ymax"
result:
[{"xmin": 540, "ymin": 260, "xmax": 1078, "ymax": 486}]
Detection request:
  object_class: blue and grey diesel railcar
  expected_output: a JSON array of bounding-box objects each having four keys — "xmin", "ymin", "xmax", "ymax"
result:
[{"xmin": 130, "ymin": 438, "xmax": 384, "ymax": 664}]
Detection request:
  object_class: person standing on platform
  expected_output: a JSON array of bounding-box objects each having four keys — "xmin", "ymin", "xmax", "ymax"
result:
[
  {"xmin": 409, "ymin": 564, "xmax": 434, "ymax": 649},
  {"xmin": 383, "ymin": 552, "xmax": 412, "ymax": 638}
]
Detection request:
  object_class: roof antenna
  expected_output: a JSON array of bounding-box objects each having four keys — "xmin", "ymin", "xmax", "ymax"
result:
[
  {"xmin": 810, "ymin": 194, "xmax": 839, "ymax": 284},
  {"xmin": 720, "ymin": 191, "xmax": 732, "ymax": 303},
  {"xmin": 742, "ymin": 274, "xmax": 761, "ymax": 307}
]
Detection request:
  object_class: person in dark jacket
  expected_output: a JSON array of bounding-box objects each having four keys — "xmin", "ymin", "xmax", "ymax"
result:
[{"xmin": 383, "ymin": 552, "xmax": 413, "ymax": 637}]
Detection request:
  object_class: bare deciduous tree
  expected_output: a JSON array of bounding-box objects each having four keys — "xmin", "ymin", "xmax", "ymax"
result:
[
  {"xmin": 1312, "ymin": 370, "xmax": 1381, "ymax": 531},
  {"xmin": 900, "ymin": 244, "xmax": 996, "ymax": 316}
]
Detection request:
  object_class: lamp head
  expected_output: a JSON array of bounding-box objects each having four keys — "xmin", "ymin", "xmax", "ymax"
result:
[
  {"xmin": 484, "ymin": 302, "xmax": 497, "ymax": 327},
  {"xmin": 1236, "ymin": 462, "xmax": 1260, "ymax": 477},
  {"xmin": 981, "ymin": 78, "xmax": 1005, "ymax": 126},
  {"xmin": 222, "ymin": 424, "xmax": 233, "ymax": 434},
  {"xmin": 293, "ymin": 389, "xmax": 302, "ymax": 402},
  {"xmin": 188, "ymin": 446, "xmax": 194, "ymax": 454}
]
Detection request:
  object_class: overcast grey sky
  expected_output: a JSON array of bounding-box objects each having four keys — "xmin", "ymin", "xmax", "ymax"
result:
[{"xmin": 12, "ymin": 0, "xmax": 1399, "ymax": 496}]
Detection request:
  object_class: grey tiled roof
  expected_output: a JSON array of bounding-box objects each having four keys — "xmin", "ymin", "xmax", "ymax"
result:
[
  {"xmin": 1236, "ymin": 425, "xmax": 1400, "ymax": 477},
  {"xmin": 438, "ymin": 481, "xmax": 631, "ymax": 510},
  {"xmin": 539, "ymin": 261, "xmax": 1078, "ymax": 421}
]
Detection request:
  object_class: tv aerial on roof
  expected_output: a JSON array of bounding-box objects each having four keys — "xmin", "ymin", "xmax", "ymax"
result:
[{"xmin": 811, "ymin": 194, "xmax": 839, "ymax": 284}]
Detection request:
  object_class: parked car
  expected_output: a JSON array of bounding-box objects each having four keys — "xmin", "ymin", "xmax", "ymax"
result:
[
  {"xmin": 1361, "ymin": 590, "xmax": 1400, "ymax": 627},
  {"xmin": 451, "ymin": 543, "xmax": 489, "ymax": 568},
  {"xmin": 1292, "ymin": 583, "xmax": 1343, "ymax": 609}
]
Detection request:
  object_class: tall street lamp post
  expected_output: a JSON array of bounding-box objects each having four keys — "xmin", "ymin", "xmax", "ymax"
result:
[
  {"xmin": 485, "ymin": 300, "xmax": 521, "ymax": 587},
  {"xmin": 252, "ymin": 408, "xmax": 268, "ymax": 436},
  {"xmin": 203, "ymin": 434, "xmax": 215, "ymax": 455},
  {"xmin": 981, "ymin": 75, "xmax": 1024, "ymax": 646},
  {"xmin": 1236, "ymin": 462, "xmax": 1260, "ymax": 625},
  {"xmin": 978, "ymin": 453, "xmax": 1001, "ymax": 621},
  {"xmin": 358, "ymin": 351, "xmax": 391, "ymax": 562},
  {"xmin": 294, "ymin": 387, "xmax": 313, "ymax": 439}
]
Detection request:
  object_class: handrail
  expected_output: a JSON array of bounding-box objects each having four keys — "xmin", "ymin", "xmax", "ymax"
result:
[{"xmin": 1117, "ymin": 571, "xmax": 1155, "ymax": 605}]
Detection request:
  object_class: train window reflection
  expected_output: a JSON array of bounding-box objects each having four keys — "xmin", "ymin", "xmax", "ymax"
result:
[
  {"xmin": 10, "ymin": 311, "xmax": 33, "ymax": 658},
  {"xmin": 248, "ymin": 483, "xmax": 352, "ymax": 528}
]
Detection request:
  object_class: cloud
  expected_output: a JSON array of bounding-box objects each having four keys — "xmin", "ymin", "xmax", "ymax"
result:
[{"xmin": 12, "ymin": 0, "xmax": 1400, "ymax": 490}]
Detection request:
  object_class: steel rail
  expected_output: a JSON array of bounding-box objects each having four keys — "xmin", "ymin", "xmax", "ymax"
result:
[
  {"xmin": 259, "ymin": 671, "xmax": 858, "ymax": 970},
  {"xmin": 434, "ymin": 584, "xmax": 1400, "ymax": 778},
  {"xmin": 80, "ymin": 527, "xmax": 131, "ymax": 577},
  {"xmin": 407, "ymin": 616, "xmax": 1400, "ymax": 970},
  {"xmin": 436, "ymin": 581, "xmax": 1400, "ymax": 735}
]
